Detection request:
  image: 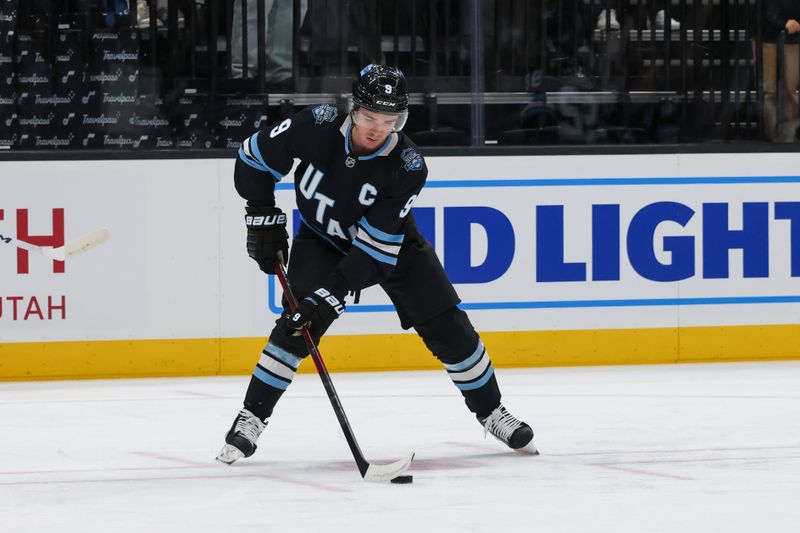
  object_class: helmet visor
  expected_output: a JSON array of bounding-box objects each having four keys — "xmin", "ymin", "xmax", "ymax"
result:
[{"xmin": 351, "ymin": 105, "xmax": 408, "ymax": 132}]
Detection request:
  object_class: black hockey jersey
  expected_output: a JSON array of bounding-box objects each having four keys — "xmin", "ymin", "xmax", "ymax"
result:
[{"xmin": 234, "ymin": 103, "xmax": 428, "ymax": 294}]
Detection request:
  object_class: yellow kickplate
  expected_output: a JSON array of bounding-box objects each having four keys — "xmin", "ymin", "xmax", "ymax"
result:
[{"xmin": 2, "ymin": 324, "xmax": 800, "ymax": 381}]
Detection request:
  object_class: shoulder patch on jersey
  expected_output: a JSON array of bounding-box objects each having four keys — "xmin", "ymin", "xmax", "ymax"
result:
[
  {"xmin": 312, "ymin": 104, "xmax": 339, "ymax": 125},
  {"xmin": 400, "ymin": 147, "xmax": 423, "ymax": 172}
]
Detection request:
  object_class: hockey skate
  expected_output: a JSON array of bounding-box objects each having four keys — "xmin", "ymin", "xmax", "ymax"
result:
[
  {"xmin": 216, "ymin": 408, "xmax": 267, "ymax": 465},
  {"xmin": 478, "ymin": 404, "xmax": 538, "ymax": 454}
]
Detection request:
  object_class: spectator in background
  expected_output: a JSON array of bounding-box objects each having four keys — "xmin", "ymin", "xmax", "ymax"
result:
[
  {"xmin": 753, "ymin": 0, "xmax": 800, "ymax": 142},
  {"xmin": 230, "ymin": 0, "xmax": 307, "ymax": 88},
  {"xmin": 11, "ymin": 0, "xmax": 52, "ymax": 29},
  {"xmin": 304, "ymin": 0, "xmax": 381, "ymax": 78}
]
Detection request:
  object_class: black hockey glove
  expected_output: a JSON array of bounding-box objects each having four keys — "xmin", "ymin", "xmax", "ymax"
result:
[
  {"xmin": 245, "ymin": 205, "xmax": 289, "ymax": 273},
  {"xmin": 286, "ymin": 286, "xmax": 345, "ymax": 333}
]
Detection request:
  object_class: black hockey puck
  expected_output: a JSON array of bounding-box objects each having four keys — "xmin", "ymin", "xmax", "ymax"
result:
[{"xmin": 390, "ymin": 475, "xmax": 413, "ymax": 484}]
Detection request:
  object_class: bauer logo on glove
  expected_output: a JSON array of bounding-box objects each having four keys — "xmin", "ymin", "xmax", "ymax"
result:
[
  {"xmin": 245, "ymin": 213, "xmax": 286, "ymax": 226},
  {"xmin": 244, "ymin": 205, "xmax": 289, "ymax": 272},
  {"xmin": 313, "ymin": 288, "xmax": 345, "ymax": 315},
  {"xmin": 286, "ymin": 286, "xmax": 345, "ymax": 332}
]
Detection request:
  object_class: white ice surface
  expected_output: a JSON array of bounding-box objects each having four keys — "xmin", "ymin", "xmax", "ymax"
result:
[{"xmin": 1, "ymin": 362, "xmax": 799, "ymax": 533}]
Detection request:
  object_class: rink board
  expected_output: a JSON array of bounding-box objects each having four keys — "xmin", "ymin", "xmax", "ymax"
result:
[{"xmin": 2, "ymin": 153, "xmax": 800, "ymax": 379}]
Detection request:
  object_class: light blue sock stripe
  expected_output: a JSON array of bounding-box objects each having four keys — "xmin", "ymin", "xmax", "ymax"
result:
[
  {"xmin": 454, "ymin": 365, "xmax": 495, "ymax": 391},
  {"xmin": 352, "ymin": 239, "xmax": 398, "ymax": 265},
  {"xmin": 265, "ymin": 343, "xmax": 302, "ymax": 370},
  {"xmin": 253, "ymin": 366, "xmax": 291, "ymax": 390},
  {"xmin": 358, "ymin": 216, "xmax": 404, "ymax": 243},
  {"xmin": 443, "ymin": 341, "xmax": 485, "ymax": 372}
]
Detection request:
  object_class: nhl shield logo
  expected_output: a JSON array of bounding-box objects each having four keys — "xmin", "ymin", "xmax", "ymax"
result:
[{"xmin": 345, "ymin": 156, "xmax": 356, "ymax": 168}]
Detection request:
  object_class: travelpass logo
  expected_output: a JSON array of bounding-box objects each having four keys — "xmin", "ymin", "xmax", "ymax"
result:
[{"xmin": 271, "ymin": 177, "xmax": 800, "ymax": 312}]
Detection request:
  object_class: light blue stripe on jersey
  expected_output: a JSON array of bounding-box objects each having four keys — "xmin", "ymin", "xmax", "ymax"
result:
[
  {"xmin": 248, "ymin": 131, "xmax": 267, "ymax": 166},
  {"xmin": 443, "ymin": 341, "xmax": 485, "ymax": 372},
  {"xmin": 238, "ymin": 146, "xmax": 268, "ymax": 171},
  {"xmin": 454, "ymin": 364, "xmax": 495, "ymax": 391},
  {"xmin": 253, "ymin": 366, "xmax": 291, "ymax": 390},
  {"xmin": 359, "ymin": 217, "xmax": 404, "ymax": 243},
  {"xmin": 239, "ymin": 132, "xmax": 284, "ymax": 181},
  {"xmin": 238, "ymin": 145, "xmax": 283, "ymax": 181},
  {"xmin": 352, "ymin": 239, "xmax": 398, "ymax": 266},
  {"xmin": 265, "ymin": 341, "xmax": 303, "ymax": 370},
  {"xmin": 356, "ymin": 227, "xmax": 401, "ymax": 256},
  {"xmin": 299, "ymin": 215, "xmax": 347, "ymax": 253}
]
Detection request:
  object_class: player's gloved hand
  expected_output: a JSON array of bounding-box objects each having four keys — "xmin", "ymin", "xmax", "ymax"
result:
[
  {"xmin": 286, "ymin": 286, "xmax": 345, "ymax": 333},
  {"xmin": 245, "ymin": 205, "xmax": 288, "ymax": 273}
]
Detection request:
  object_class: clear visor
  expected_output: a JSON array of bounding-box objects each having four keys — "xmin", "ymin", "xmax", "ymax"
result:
[{"xmin": 351, "ymin": 106, "xmax": 408, "ymax": 132}]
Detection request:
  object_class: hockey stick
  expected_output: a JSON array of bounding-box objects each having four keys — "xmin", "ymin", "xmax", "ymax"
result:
[
  {"xmin": 0, "ymin": 228, "xmax": 110, "ymax": 261},
  {"xmin": 274, "ymin": 262, "xmax": 415, "ymax": 482}
]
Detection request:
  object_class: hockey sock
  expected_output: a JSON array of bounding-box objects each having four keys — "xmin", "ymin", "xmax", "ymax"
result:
[
  {"xmin": 442, "ymin": 339, "xmax": 502, "ymax": 417},
  {"xmin": 415, "ymin": 308, "xmax": 502, "ymax": 416},
  {"xmin": 243, "ymin": 340, "xmax": 304, "ymax": 420}
]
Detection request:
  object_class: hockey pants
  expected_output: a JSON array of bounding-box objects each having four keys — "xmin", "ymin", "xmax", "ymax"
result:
[{"xmin": 242, "ymin": 222, "xmax": 502, "ymax": 420}]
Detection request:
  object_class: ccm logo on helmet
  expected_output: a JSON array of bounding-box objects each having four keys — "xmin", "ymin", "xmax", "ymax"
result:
[{"xmin": 375, "ymin": 100, "xmax": 398, "ymax": 107}]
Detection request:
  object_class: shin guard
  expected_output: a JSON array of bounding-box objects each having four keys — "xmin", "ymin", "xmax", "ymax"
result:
[{"xmin": 415, "ymin": 307, "xmax": 501, "ymax": 417}]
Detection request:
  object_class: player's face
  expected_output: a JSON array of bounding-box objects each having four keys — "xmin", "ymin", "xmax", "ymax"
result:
[{"xmin": 351, "ymin": 108, "xmax": 398, "ymax": 152}]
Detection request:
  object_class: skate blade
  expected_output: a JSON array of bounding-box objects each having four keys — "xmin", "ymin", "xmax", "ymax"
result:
[
  {"xmin": 216, "ymin": 444, "xmax": 245, "ymax": 465},
  {"xmin": 515, "ymin": 442, "xmax": 540, "ymax": 456}
]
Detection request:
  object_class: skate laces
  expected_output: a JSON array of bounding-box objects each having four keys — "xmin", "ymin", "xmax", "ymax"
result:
[
  {"xmin": 234, "ymin": 409, "xmax": 265, "ymax": 442},
  {"xmin": 481, "ymin": 405, "xmax": 523, "ymax": 442}
]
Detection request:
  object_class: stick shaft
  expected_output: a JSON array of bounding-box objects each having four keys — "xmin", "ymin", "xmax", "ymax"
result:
[{"xmin": 274, "ymin": 263, "xmax": 371, "ymax": 477}]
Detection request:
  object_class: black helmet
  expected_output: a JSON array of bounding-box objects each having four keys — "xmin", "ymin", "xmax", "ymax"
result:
[{"xmin": 352, "ymin": 64, "xmax": 409, "ymax": 130}]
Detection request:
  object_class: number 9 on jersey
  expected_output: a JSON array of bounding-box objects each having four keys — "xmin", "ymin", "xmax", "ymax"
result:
[{"xmin": 270, "ymin": 118, "xmax": 292, "ymax": 138}]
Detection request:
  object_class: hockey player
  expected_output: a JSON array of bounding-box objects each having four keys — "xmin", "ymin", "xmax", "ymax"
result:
[{"xmin": 217, "ymin": 64, "xmax": 536, "ymax": 465}]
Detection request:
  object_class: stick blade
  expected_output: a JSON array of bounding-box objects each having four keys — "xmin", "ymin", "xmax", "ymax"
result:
[
  {"xmin": 45, "ymin": 228, "xmax": 111, "ymax": 261},
  {"xmin": 362, "ymin": 452, "xmax": 415, "ymax": 483}
]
